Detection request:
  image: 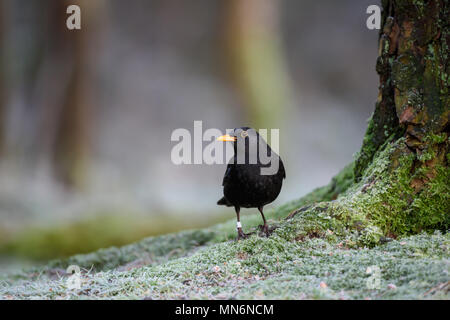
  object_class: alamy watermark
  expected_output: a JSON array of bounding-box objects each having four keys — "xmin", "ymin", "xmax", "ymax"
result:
[
  {"xmin": 66, "ymin": 5, "xmax": 81, "ymax": 30},
  {"xmin": 366, "ymin": 5, "xmax": 381, "ymax": 30},
  {"xmin": 170, "ymin": 121, "xmax": 280, "ymax": 175},
  {"xmin": 65, "ymin": 5, "xmax": 381, "ymax": 32},
  {"xmin": 66, "ymin": 265, "xmax": 82, "ymax": 290},
  {"xmin": 366, "ymin": 265, "xmax": 382, "ymax": 289}
]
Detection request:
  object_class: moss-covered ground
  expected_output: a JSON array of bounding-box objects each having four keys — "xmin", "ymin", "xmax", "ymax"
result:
[{"xmin": 0, "ymin": 137, "xmax": 448, "ymax": 299}]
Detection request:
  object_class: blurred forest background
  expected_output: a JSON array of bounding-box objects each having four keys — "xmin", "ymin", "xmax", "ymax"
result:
[{"xmin": 0, "ymin": 0, "xmax": 379, "ymax": 268}]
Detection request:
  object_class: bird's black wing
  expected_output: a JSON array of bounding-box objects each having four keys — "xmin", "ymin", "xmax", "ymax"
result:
[
  {"xmin": 222, "ymin": 164, "xmax": 233, "ymax": 186},
  {"xmin": 217, "ymin": 196, "xmax": 232, "ymax": 206},
  {"xmin": 279, "ymin": 158, "xmax": 286, "ymax": 179},
  {"xmin": 218, "ymin": 164, "xmax": 234, "ymax": 207}
]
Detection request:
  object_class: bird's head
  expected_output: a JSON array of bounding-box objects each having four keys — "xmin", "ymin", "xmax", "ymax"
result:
[
  {"xmin": 217, "ymin": 127, "xmax": 267, "ymax": 160},
  {"xmin": 216, "ymin": 127, "xmax": 257, "ymax": 144},
  {"xmin": 217, "ymin": 127, "xmax": 281, "ymax": 175}
]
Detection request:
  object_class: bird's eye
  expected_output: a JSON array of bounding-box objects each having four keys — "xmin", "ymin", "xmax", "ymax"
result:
[{"xmin": 241, "ymin": 131, "xmax": 248, "ymax": 138}]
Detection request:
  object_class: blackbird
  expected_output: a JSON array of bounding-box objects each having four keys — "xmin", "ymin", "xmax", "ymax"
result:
[{"xmin": 216, "ymin": 127, "xmax": 285, "ymax": 240}]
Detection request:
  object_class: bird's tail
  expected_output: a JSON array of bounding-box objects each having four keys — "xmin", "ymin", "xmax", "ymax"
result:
[{"xmin": 217, "ymin": 196, "xmax": 232, "ymax": 207}]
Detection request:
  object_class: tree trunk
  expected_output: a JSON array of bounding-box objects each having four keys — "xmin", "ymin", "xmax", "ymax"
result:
[
  {"xmin": 355, "ymin": 0, "xmax": 449, "ymax": 179},
  {"xmin": 290, "ymin": 0, "xmax": 449, "ymax": 243}
]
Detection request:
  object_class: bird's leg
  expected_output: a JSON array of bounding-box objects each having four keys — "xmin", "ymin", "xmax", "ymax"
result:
[
  {"xmin": 258, "ymin": 206, "xmax": 269, "ymax": 236},
  {"xmin": 235, "ymin": 206, "xmax": 247, "ymax": 240}
]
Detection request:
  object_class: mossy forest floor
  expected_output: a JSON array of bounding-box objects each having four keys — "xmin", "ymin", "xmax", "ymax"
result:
[{"xmin": 0, "ymin": 139, "xmax": 449, "ymax": 299}]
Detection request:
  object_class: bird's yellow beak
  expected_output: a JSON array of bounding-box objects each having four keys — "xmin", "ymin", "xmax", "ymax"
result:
[{"xmin": 217, "ymin": 134, "xmax": 237, "ymax": 142}]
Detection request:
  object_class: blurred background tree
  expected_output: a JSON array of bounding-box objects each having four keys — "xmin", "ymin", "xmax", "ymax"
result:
[
  {"xmin": 40, "ymin": 0, "xmax": 92, "ymax": 189},
  {"xmin": 224, "ymin": 0, "xmax": 292, "ymax": 129},
  {"xmin": 0, "ymin": 0, "xmax": 5, "ymax": 157}
]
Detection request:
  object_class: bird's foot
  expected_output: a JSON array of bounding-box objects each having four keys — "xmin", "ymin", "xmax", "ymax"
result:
[
  {"xmin": 236, "ymin": 228, "xmax": 249, "ymax": 241},
  {"xmin": 258, "ymin": 224, "xmax": 271, "ymax": 237}
]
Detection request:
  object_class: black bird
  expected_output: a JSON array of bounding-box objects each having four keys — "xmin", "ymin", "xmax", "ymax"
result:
[{"xmin": 217, "ymin": 127, "xmax": 286, "ymax": 240}]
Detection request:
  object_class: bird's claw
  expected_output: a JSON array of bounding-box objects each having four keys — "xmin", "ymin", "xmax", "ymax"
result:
[
  {"xmin": 258, "ymin": 224, "xmax": 271, "ymax": 237},
  {"xmin": 237, "ymin": 229, "xmax": 249, "ymax": 241}
]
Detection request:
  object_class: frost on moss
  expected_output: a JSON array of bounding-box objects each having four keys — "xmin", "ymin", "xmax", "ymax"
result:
[{"xmin": 1, "ymin": 230, "xmax": 448, "ymax": 300}]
